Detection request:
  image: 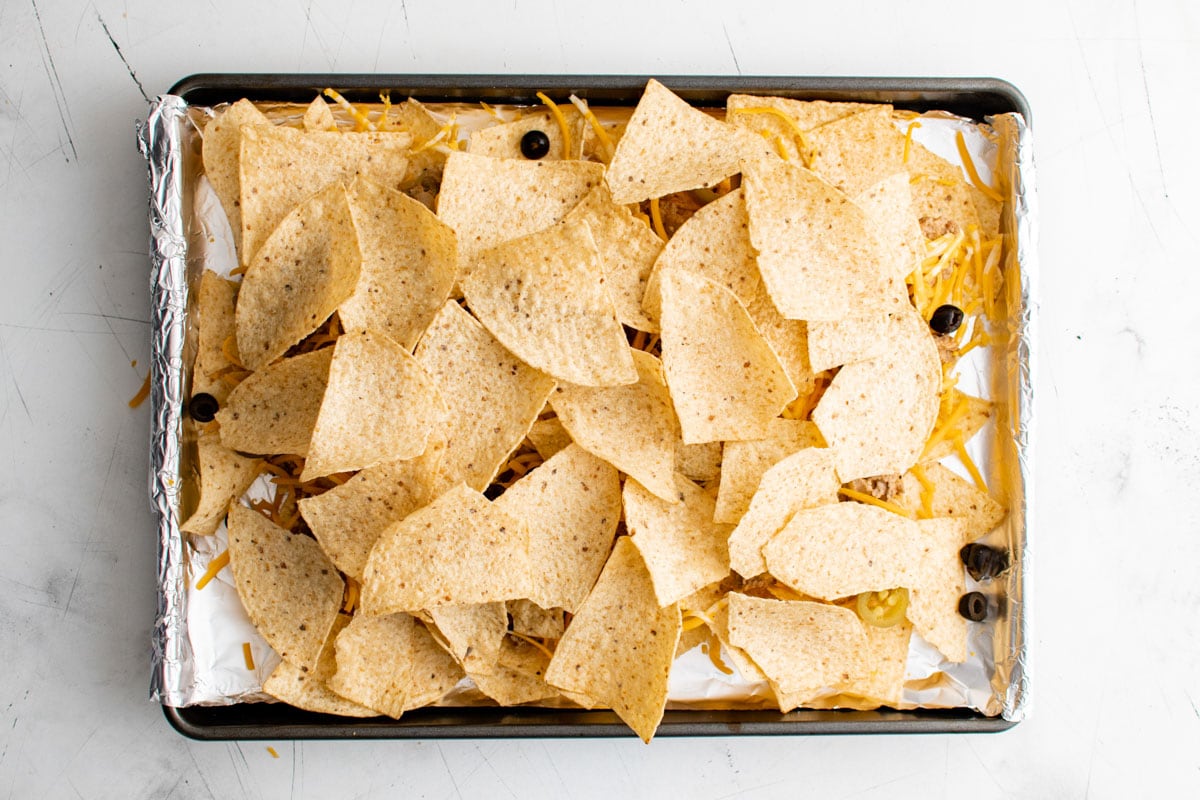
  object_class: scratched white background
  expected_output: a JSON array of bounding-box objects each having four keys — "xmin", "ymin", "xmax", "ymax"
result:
[{"xmin": 1, "ymin": 0, "xmax": 1198, "ymax": 797}]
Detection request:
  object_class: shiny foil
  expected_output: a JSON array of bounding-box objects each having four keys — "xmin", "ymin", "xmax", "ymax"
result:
[{"xmin": 141, "ymin": 93, "xmax": 1036, "ymax": 719}]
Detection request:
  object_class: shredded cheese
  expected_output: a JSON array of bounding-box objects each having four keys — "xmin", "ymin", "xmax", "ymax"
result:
[
  {"xmin": 195, "ymin": 549, "xmax": 230, "ymax": 590},
  {"xmin": 322, "ymin": 89, "xmax": 375, "ymax": 132},
  {"xmin": 568, "ymin": 94, "xmax": 614, "ymax": 163},
  {"xmin": 267, "ymin": 747, "xmax": 279, "ymax": 759},
  {"xmin": 903, "ymin": 120, "xmax": 922, "ymax": 164},
  {"xmin": 128, "ymin": 371, "xmax": 151, "ymax": 409},
  {"xmin": 923, "ymin": 394, "xmax": 970, "ymax": 459},
  {"xmin": 908, "ymin": 463, "xmax": 935, "ymax": 520},
  {"xmin": 536, "ymin": 92, "xmax": 573, "ymax": 159},
  {"xmin": 955, "ymin": 130, "xmax": 1004, "ymax": 202},
  {"xmin": 508, "ymin": 631, "xmax": 556, "ymax": 660},
  {"xmin": 953, "ymin": 434, "xmax": 989, "ymax": 493},
  {"xmin": 704, "ymin": 631, "xmax": 734, "ymax": 675},
  {"xmin": 242, "ymin": 642, "xmax": 255, "ymax": 671},
  {"xmin": 730, "ymin": 107, "xmax": 813, "ymax": 167},
  {"xmin": 377, "ymin": 91, "xmax": 392, "ymax": 131},
  {"xmin": 648, "ymin": 197, "xmax": 668, "ymax": 241},
  {"xmin": 837, "ymin": 487, "xmax": 914, "ymax": 518}
]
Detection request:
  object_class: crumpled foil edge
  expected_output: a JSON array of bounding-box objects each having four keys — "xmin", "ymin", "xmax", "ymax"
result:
[{"xmin": 139, "ymin": 95, "xmax": 193, "ymax": 706}]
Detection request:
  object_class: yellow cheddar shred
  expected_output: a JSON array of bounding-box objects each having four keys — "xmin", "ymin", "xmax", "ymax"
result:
[
  {"xmin": 322, "ymin": 89, "xmax": 375, "ymax": 131},
  {"xmin": 903, "ymin": 120, "xmax": 922, "ymax": 164},
  {"xmin": 377, "ymin": 91, "xmax": 392, "ymax": 131},
  {"xmin": 242, "ymin": 642, "xmax": 255, "ymax": 671},
  {"xmin": 649, "ymin": 197, "xmax": 668, "ymax": 242},
  {"xmin": 908, "ymin": 463, "xmax": 935, "ymax": 520},
  {"xmin": 536, "ymin": 92, "xmax": 573, "ymax": 159},
  {"xmin": 195, "ymin": 549, "xmax": 230, "ymax": 590},
  {"xmin": 128, "ymin": 371, "xmax": 152, "ymax": 409},
  {"xmin": 267, "ymin": 747, "xmax": 279, "ymax": 759},
  {"xmin": 508, "ymin": 630, "xmax": 556, "ymax": 660},
  {"xmin": 837, "ymin": 487, "xmax": 915, "ymax": 519},
  {"xmin": 703, "ymin": 630, "xmax": 734, "ymax": 675},
  {"xmin": 730, "ymin": 106, "xmax": 813, "ymax": 167},
  {"xmin": 953, "ymin": 434, "xmax": 989, "ymax": 493},
  {"xmin": 955, "ymin": 130, "xmax": 1004, "ymax": 202},
  {"xmin": 568, "ymin": 94, "xmax": 615, "ymax": 163}
]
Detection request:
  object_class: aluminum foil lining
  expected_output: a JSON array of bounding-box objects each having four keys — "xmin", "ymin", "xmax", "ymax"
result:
[{"xmin": 141, "ymin": 93, "xmax": 1035, "ymax": 718}]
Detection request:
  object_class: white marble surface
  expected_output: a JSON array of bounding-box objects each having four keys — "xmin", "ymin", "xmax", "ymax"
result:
[{"xmin": 1, "ymin": 0, "xmax": 1197, "ymax": 797}]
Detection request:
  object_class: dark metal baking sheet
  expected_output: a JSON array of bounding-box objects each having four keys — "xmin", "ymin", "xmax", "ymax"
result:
[{"xmin": 159, "ymin": 73, "xmax": 1029, "ymax": 741}]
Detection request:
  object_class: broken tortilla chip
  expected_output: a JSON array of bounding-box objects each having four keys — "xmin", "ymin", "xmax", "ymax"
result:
[
  {"xmin": 461, "ymin": 219, "xmax": 636, "ymax": 387},
  {"xmin": 549, "ymin": 349, "xmax": 679, "ymax": 503},
  {"xmin": 414, "ymin": 300, "xmax": 556, "ymax": 491},
  {"xmin": 507, "ymin": 599, "xmax": 566, "ymax": 640},
  {"xmin": 426, "ymin": 602, "xmax": 508, "ymax": 675},
  {"xmin": 436, "ymin": 151, "xmax": 604, "ymax": 262},
  {"xmin": 469, "ymin": 109, "xmax": 586, "ymax": 161},
  {"xmin": 923, "ymin": 390, "xmax": 993, "ymax": 462},
  {"xmin": 360, "ymin": 483, "xmax": 532, "ymax": 614},
  {"xmin": 726, "ymin": 95, "xmax": 872, "ymax": 164},
  {"xmin": 898, "ymin": 462, "xmax": 1005, "ymax": 542},
  {"xmin": 328, "ymin": 613, "xmax": 411, "ymax": 718},
  {"xmin": 181, "ymin": 433, "xmax": 262, "ymax": 536},
  {"xmin": 605, "ymin": 79, "xmax": 741, "ymax": 205},
  {"xmin": 715, "ymin": 419, "xmax": 824, "ymax": 524},
  {"xmin": 302, "ymin": 96, "xmax": 336, "ymax": 132},
  {"xmin": 472, "ymin": 637, "xmax": 561, "ymax": 706},
  {"xmin": 201, "ymin": 99, "xmax": 270, "ymax": 255},
  {"xmin": 526, "ymin": 416, "xmax": 573, "ymax": 460},
  {"xmin": 544, "ymin": 537, "xmax": 681, "ymax": 742},
  {"xmin": 807, "ymin": 312, "xmax": 905, "ymax": 373},
  {"xmin": 805, "ymin": 105, "xmax": 906, "ymax": 197},
  {"xmin": 659, "ymin": 269, "xmax": 796, "ymax": 444},
  {"xmin": 235, "ymin": 182, "xmax": 362, "ymax": 371},
  {"xmin": 852, "ymin": 172, "xmax": 925, "ymax": 280},
  {"xmin": 727, "ymin": 448, "xmax": 840, "ymax": 579},
  {"xmin": 216, "ymin": 347, "xmax": 333, "ymax": 457},
  {"xmin": 302, "ymin": 330, "xmax": 447, "ymax": 480},
  {"xmin": 624, "ymin": 477, "xmax": 733, "ymax": 607},
  {"xmin": 226, "ymin": 504, "xmax": 343, "ymax": 671},
  {"xmin": 194, "ymin": 271, "xmax": 240, "ymax": 385},
  {"xmin": 908, "ymin": 518, "xmax": 969, "ymax": 663},
  {"xmin": 678, "ymin": 441, "xmax": 722, "ymax": 483},
  {"xmin": 812, "ymin": 308, "xmax": 941, "ymax": 481},
  {"xmin": 263, "ymin": 659, "xmax": 378, "ymax": 717},
  {"xmin": 340, "ymin": 178, "xmax": 458, "ymax": 350},
  {"xmin": 493, "ymin": 444, "xmax": 621, "ymax": 614}
]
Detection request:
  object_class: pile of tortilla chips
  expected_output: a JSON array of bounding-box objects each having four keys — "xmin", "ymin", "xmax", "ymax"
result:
[{"xmin": 183, "ymin": 81, "xmax": 1008, "ymax": 742}]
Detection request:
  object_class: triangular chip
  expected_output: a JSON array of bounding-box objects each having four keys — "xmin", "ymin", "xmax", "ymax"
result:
[
  {"xmin": 193, "ymin": 271, "xmax": 240, "ymax": 400},
  {"xmin": 426, "ymin": 602, "xmax": 508, "ymax": 675},
  {"xmin": 216, "ymin": 348, "xmax": 333, "ymax": 457},
  {"xmin": 493, "ymin": 444, "xmax": 621, "ymax": 614},
  {"xmin": 468, "ymin": 109, "xmax": 586, "ymax": 160},
  {"xmin": 812, "ymin": 308, "xmax": 941, "ymax": 480},
  {"xmin": 548, "ymin": 349, "xmax": 679, "ymax": 503},
  {"xmin": 201, "ymin": 99, "xmax": 270, "ymax": 254},
  {"xmin": 461, "ymin": 219, "xmax": 636, "ymax": 387},
  {"xmin": 562, "ymin": 184, "xmax": 663, "ymax": 332},
  {"xmin": 624, "ymin": 477, "xmax": 732, "ymax": 607},
  {"xmin": 340, "ymin": 178, "xmax": 458, "ymax": 350},
  {"xmin": 743, "ymin": 158, "xmax": 905, "ymax": 322},
  {"xmin": 472, "ymin": 637, "xmax": 561, "ymax": 706},
  {"xmin": 922, "ymin": 390, "xmax": 993, "ymax": 462},
  {"xmin": 763, "ymin": 502, "xmax": 924, "ymax": 601},
  {"xmin": 526, "ymin": 416, "xmax": 572, "ymax": 460},
  {"xmin": 727, "ymin": 448, "xmax": 840, "ymax": 579},
  {"xmin": 807, "ymin": 312, "xmax": 906, "ymax": 373},
  {"xmin": 302, "ymin": 330, "xmax": 447, "ymax": 480},
  {"xmin": 328, "ymin": 613, "xmax": 412, "ymax": 718},
  {"xmin": 853, "ymin": 172, "xmax": 925, "ymax": 280},
  {"xmin": 898, "ymin": 462, "xmax": 1006, "ymax": 542},
  {"xmin": 908, "ymin": 518, "xmax": 969, "ymax": 662},
  {"xmin": 659, "ymin": 270, "xmax": 796, "ymax": 444},
  {"xmin": 605, "ymin": 79, "xmax": 740, "ymax": 204},
  {"xmin": 507, "ymin": 599, "xmax": 565, "ymax": 640},
  {"xmin": 805, "ymin": 105, "xmax": 906, "ymax": 197},
  {"xmin": 235, "ymin": 182, "xmax": 362, "ymax": 371},
  {"xmin": 436, "ymin": 151, "xmax": 604, "ymax": 262},
  {"xmin": 298, "ymin": 457, "xmax": 433, "ymax": 580},
  {"xmin": 414, "ymin": 300, "xmax": 556, "ymax": 491},
  {"xmin": 180, "ymin": 434, "xmax": 262, "ymax": 536},
  {"xmin": 302, "ymin": 96, "xmax": 336, "ymax": 132},
  {"xmin": 404, "ymin": 618, "xmax": 469, "ymax": 710},
  {"xmin": 238, "ymin": 125, "xmax": 412, "ymax": 262},
  {"xmin": 544, "ymin": 537, "xmax": 681, "ymax": 742},
  {"xmin": 263, "ymin": 659, "xmax": 378, "ymax": 718},
  {"xmin": 726, "ymin": 594, "xmax": 869, "ymax": 701},
  {"xmin": 715, "ymin": 419, "xmax": 824, "ymax": 524},
  {"xmin": 726, "ymin": 94, "xmax": 872, "ymax": 163},
  {"xmin": 361, "ymin": 483, "xmax": 532, "ymax": 614},
  {"xmin": 226, "ymin": 504, "xmax": 343, "ymax": 671}
]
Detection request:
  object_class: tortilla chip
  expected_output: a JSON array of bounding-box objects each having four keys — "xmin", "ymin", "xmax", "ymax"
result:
[
  {"xmin": 414, "ymin": 300, "xmax": 556, "ymax": 491},
  {"xmin": 302, "ymin": 330, "xmax": 447, "ymax": 480},
  {"xmin": 216, "ymin": 347, "xmax": 332, "ymax": 456},
  {"xmin": 678, "ymin": 441, "xmax": 722, "ymax": 483},
  {"xmin": 624, "ymin": 477, "xmax": 733, "ymax": 607},
  {"xmin": 908, "ymin": 518, "xmax": 969, "ymax": 662},
  {"xmin": 923, "ymin": 390, "xmax": 993, "ymax": 462},
  {"xmin": 469, "ymin": 109, "xmax": 586, "ymax": 160},
  {"xmin": 436, "ymin": 151, "xmax": 604, "ymax": 262},
  {"xmin": 605, "ymin": 79, "xmax": 741, "ymax": 204},
  {"xmin": 563, "ymin": 184, "xmax": 663, "ymax": 332},
  {"xmin": 726, "ymin": 95, "xmax": 871, "ymax": 163},
  {"xmin": 328, "ymin": 613, "xmax": 413, "ymax": 718},
  {"xmin": 805, "ymin": 106, "xmax": 906, "ymax": 197},
  {"xmin": 544, "ymin": 537, "xmax": 681, "ymax": 742},
  {"xmin": 659, "ymin": 270, "xmax": 796, "ymax": 444},
  {"xmin": 727, "ymin": 448, "xmax": 840, "ymax": 579},
  {"xmin": 360, "ymin": 483, "xmax": 532, "ymax": 614},
  {"xmin": 726, "ymin": 594, "xmax": 868, "ymax": 700},
  {"xmin": 194, "ymin": 271, "xmax": 240, "ymax": 383},
  {"xmin": 263, "ymin": 658, "xmax": 378, "ymax": 717},
  {"xmin": 302, "ymin": 96, "xmax": 336, "ymax": 132},
  {"xmin": 180, "ymin": 434, "xmax": 262, "ymax": 536},
  {"xmin": 472, "ymin": 637, "xmax": 561, "ymax": 706},
  {"xmin": 841, "ymin": 622, "xmax": 912, "ymax": 707},
  {"xmin": 298, "ymin": 457, "xmax": 433, "ymax": 580},
  {"xmin": 340, "ymin": 178, "xmax": 458, "ymax": 350},
  {"xmin": 427, "ymin": 602, "xmax": 508, "ymax": 675},
  {"xmin": 853, "ymin": 172, "xmax": 925, "ymax": 280},
  {"xmin": 762, "ymin": 502, "xmax": 924, "ymax": 601},
  {"xmin": 238, "ymin": 125, "xmax": 412, "ymax": 263},
  {"xmin": 807, "ymin": 312, "xmax": 906, "ymax": 373},
  {"xmin": 461, "ymin": 219, "xmax": 636, "ymax": 387},
  {"xmin": 507, "ymin": 599, "xmax": 565, "ymax": 640},
  {"xmin": 235, "ymin": 182, "xmax": 362, "ymax": 371},
  {"xmin": 715, "ymin": 419, "xmax": 825, "ymax": 524},
  {"xmin": 201, "ymin": 99, "xmax": 270, "ymax": 254},
  {"xmin": 226, "ymin": 504, "xmax": 343, "ymax": 671},
  {"xmin": 706, "ymin": 598, "xmax": 768, "ymax": 683},
  {"xmin": 549, "ymin": 349, "xmax": 679, "ymax": 503},
  {"xmin": 675, "ymin": 623, "xmax": 710, "ymax": 658},
  {"xmin": 811, "ymin": 308, "xmax": 941, "ymax": 480},
  {"xmin": 898, "ymin": 462, "xmax": 1006, "ymax": 542},
  {"xmin": 493, "ymin": 444, "xmax": 621, "ymax": 614},
  {"xmin": 907, "ymin": 141, "xmax": 981, "ymax": 235},
  {"xmin": 743, "ymin": 157, "xmax": 904, "ymax": 322},
  {"xmin": 526, "ymin": 417, "xmax": 573, "ymax": 460}
]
